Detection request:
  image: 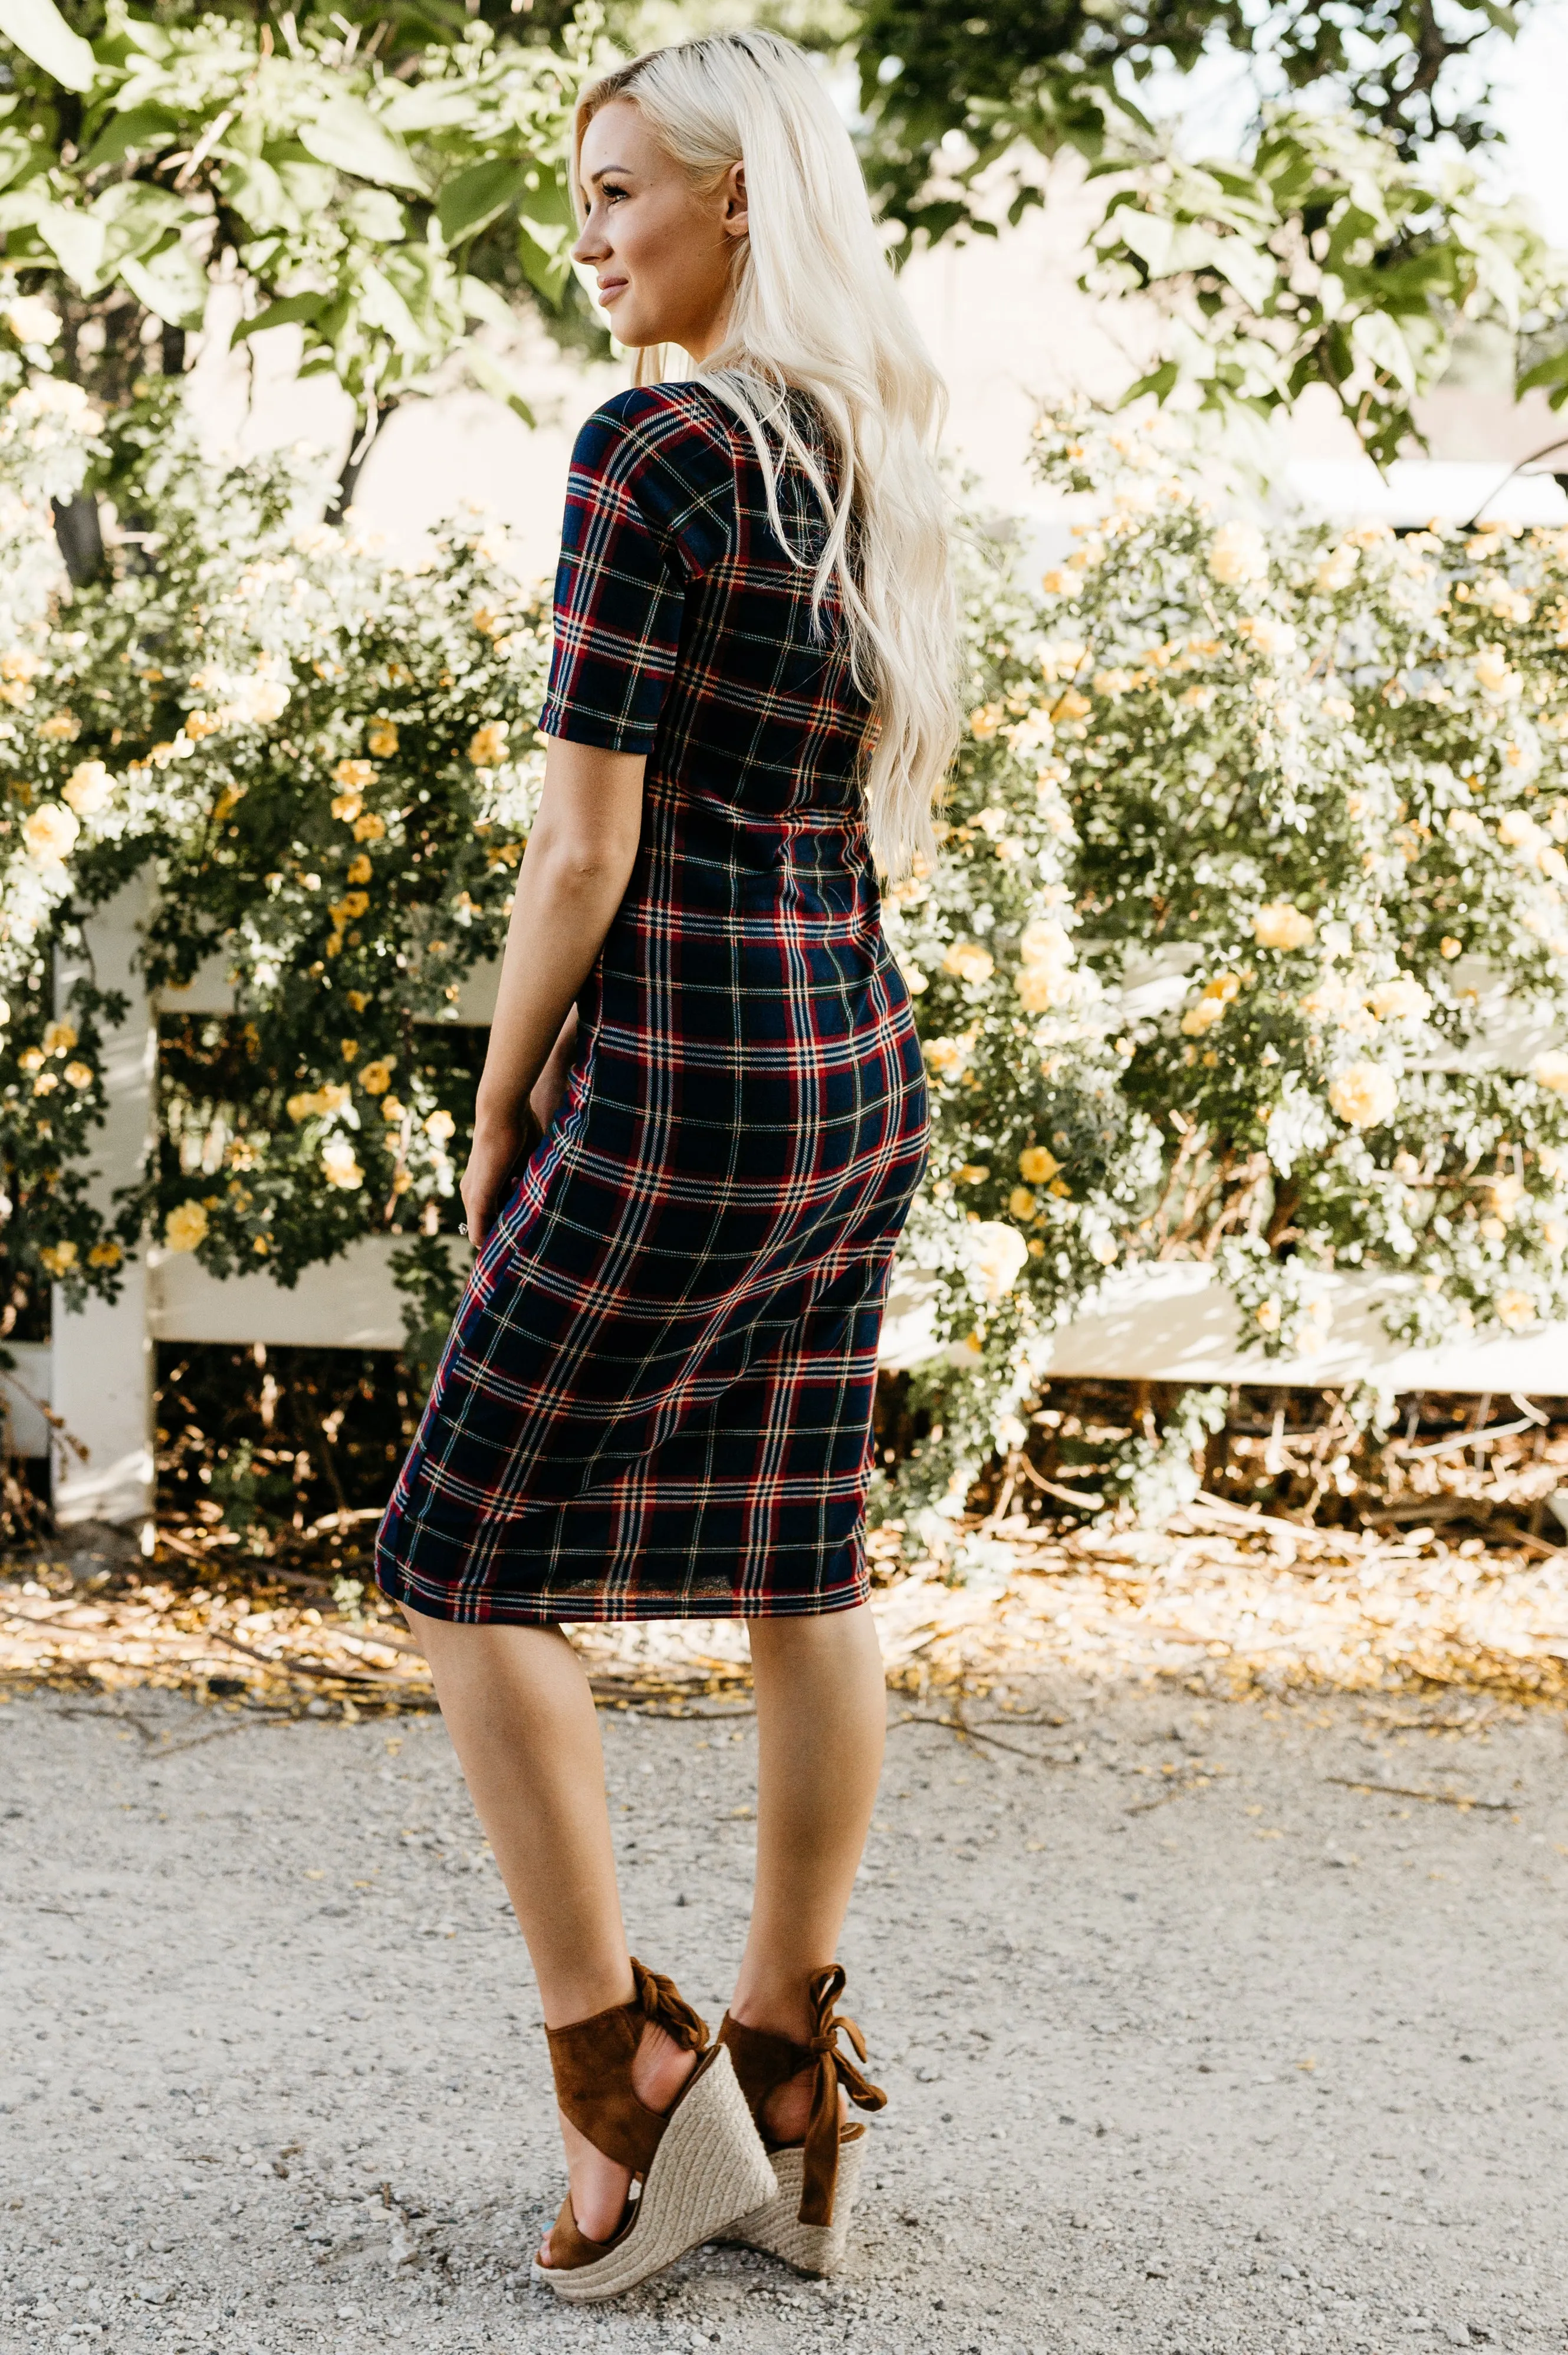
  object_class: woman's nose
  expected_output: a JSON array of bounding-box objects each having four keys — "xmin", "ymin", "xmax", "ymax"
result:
[{"xmin": 571, "ymin": 210, "xmax": 607, "ymax": 266}]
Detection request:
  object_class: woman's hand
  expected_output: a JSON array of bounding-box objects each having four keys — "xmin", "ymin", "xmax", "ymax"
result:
[
  {"xmin": 530, "ymin": 1006, "xmax": 580, "ymax": 1132},
  {"xmin": 461, "ymin": 1108, "xmax": 540, "ymax": 1252}
]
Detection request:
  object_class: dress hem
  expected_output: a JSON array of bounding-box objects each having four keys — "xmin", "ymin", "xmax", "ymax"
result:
[{"xmin": 374, "ymin": 1558, "xmax": 871, "ymax": 1625}]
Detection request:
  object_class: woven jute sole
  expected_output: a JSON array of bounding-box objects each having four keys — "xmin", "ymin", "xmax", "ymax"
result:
[
  {"xmin": 718, "ymin": 2130, "xmax": 866, "ymax": 2277},
  {"xmin": 534, "ymin": 2046, "xmax": 775, "ymax": 2304}
]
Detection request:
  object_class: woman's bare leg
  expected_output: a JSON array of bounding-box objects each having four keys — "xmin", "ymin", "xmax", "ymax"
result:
[
  {"xmin": 403, "ymin": 1610, "xmax": 693, "ymax": 2246},
  {"xmin": 729, "ymin": 1604, "xmax": 886, "ymax": 2137}
]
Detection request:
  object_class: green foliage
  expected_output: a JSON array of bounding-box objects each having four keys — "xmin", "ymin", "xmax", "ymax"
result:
[
  {"xmin": 854, "ymin": 0, "xmax": 1536, "ymax": 252},
  {"xmin": 880, "ymin": 405, "xmax": 1568, "ymax": 1512},
  {"xmin": 1092, "ymin": 107, "xmax": 1567, "ymax": 468},
  {"xmin": 0, "ymin": 379, "xmax": 550, "ymax": 1328},
  {"xmin": 0, "ymin": 0, "xmax": 592, "ymax": 420}
]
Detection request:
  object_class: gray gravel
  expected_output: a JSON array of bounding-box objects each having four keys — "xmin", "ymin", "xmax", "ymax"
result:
[{"xmin": 2, "ymin": 1677, "xmax": 1566, "ymax": 2354}]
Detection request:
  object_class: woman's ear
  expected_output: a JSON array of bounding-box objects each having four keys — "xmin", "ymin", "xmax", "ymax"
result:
[{"xmin": 721, "ymin": 160, "xmax": 748, "ymax": 242}]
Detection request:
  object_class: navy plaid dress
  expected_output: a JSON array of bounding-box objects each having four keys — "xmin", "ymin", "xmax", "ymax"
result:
[{"xmin": 374, "ymin": 381, "xmax": 928, "ymax": 1621}]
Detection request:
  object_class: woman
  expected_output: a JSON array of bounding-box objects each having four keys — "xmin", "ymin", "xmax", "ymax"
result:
[{"xmin": 375, "ymin": 28, "xmax": 957, "ymax": 2303}]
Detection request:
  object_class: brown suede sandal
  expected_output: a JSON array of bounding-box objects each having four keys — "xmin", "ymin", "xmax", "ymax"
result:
[
  {"xmin": 531, "ymin": 1958, "xmax": 775, "ymax": 2305},
  {"xmin": 715, "ymin": 1963, "xmax": 886, "ymax": 2277}
]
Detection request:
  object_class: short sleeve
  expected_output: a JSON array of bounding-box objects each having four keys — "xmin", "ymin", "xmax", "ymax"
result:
[{"xmin": 538, "ymin": 404, "xmax": 689, "ymax": 753}]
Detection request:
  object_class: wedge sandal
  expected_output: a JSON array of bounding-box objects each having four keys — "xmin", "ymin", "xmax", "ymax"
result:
[
  {"xmin": 531, "ymin": 1958, "xmax": 775, "ymax": 2304},
  {"xmin": 715, "ymin": 1963, "xmax": 886, "ymax": 2277}
]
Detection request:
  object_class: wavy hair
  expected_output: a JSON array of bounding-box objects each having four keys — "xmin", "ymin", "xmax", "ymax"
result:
[{"xmin": 573, "ymin": 30, "xmax": 959, "ymax": 880}]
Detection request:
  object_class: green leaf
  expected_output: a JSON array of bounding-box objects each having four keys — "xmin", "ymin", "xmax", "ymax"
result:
[
  {"xmin": 0, "ymin": 180, "xmax": 47, "ymax": 233},
  {"xmin": 231, "ymin": 291, "xmax": 327, "ymax": 345},
  {"xmin": 1517, "ymin": 345, "xmax": 1568, "ymax": 399},
  {"xmin": 344, "ymin": 187, "xmax": 407, "ymax": 244},
  {"xmin": 80, "ymin": 103, "xmax": 179, "ymax": 169},
  {"xmin": 438, "ymin": 157, "xmax": 529, "ymax": 248},
  {"xmin": 1350, "ymin": 307, "xmax": 1418, "ymax": 393},
  {"xmin": 119, "ymin": 238, "xmax": 206, "ymax": 329},
  {"xmin": 465, "ymin": 341, "xmax": 535, "ymax": 426},
  {"xmin": 298, "ymin": 97, "xmax": 425, "ymax": 195},
  {"xmin": 90, "ymin": 180, "xmax": 187, "ymax": 270},
  {"xmin": 219, "ymin": 155, "xmax": 292, "ymax": 236},
  {"xmin": 37, "ymin": 202, "xmax": 107, "ymax": 291},
  {"xmin": 460, "ymin": 274, "xmax": 513, "ymax": 330},
  {"xmin": 356, "ymin": 263, "xmax": 426, "ymax": 353},
  {"xmin": 1208, "ymin": 237, "xmax": 1277, "ymax": 314},
  {"xmin": 0, "ymin": 0, "xmax": 95, "ymax": 92}
]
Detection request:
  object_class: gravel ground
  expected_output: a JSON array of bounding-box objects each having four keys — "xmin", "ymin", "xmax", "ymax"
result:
[{"xmin": 2, "ymin": 1677, "xmax": 1566, "ymax": 2355}]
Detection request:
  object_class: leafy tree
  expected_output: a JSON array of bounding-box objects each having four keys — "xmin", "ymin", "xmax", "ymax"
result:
[
  {"xmin": 854, "ymin": 0, "xmax": 1537, "ymax": 249},
  {"xmin": 0, "ymin": 0, "xmax": 596, "ymax": 569}
]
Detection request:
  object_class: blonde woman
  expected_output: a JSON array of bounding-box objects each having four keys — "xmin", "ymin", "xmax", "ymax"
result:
[{"xmin": 376, "ymin": 28, "xmax": 958, "ymax": 2301}]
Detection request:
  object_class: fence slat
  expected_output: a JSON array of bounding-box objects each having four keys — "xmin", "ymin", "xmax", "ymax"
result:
[{"xmin": 51, "ymin": 878, "xmax": 156, "ymax": 1526}]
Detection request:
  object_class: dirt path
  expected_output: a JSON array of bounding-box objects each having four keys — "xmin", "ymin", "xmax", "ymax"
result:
[{"xmin": 2, "ymin": 1681, "xmax": 1565, "ymax": 2354}]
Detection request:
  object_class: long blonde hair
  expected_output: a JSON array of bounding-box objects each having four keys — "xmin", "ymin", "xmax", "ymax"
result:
[{"xmin": 573, "ymin": 31, "xmax": 959, "ymax": 881}]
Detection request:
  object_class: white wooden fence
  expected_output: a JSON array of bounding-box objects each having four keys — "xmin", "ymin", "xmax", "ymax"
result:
[{"xmin": 11, "ymin": 879, "xmax": 1567, "ymax": 1532}]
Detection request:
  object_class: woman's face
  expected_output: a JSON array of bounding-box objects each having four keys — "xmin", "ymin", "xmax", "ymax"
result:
[{"xmin": 573, "ymin": 98, "xmax": 747, "ymax": 361}]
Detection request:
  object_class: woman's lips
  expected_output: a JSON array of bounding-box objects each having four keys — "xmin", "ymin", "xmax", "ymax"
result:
[{"xmin": 597, "ymin": 278, "xmax": 628, "ymax": 305}]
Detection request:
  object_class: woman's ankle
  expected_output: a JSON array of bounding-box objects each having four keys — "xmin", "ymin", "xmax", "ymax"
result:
[{"xmin": 630, "ymin": 2018, "xmax": 698, "ymax": 2113}]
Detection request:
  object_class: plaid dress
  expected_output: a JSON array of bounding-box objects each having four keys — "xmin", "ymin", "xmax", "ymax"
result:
[{"xmin": 374, "ymin": 382, "xmax": 928, "ymax": 1621}]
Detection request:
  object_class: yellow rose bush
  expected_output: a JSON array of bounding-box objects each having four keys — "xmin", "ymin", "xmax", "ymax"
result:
[
  {"xmin": 0, "ymin": 399, "xmax": 548, "ymax": 1354},
  {"xmin": 5, "ymin": 381, "xmax": 1568, "ymax": 1520},
  {"xmin": 880, "ymin": 408, "xmax": 1568, "ymax": 1515},
  {"xmin": 0, "ymin": 347, "xmax": 126, "ymax": 1319}
]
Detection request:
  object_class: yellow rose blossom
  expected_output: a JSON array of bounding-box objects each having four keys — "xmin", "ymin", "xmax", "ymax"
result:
[
  {"xmin": 63, "ymin": 1062, "xmax": 93, "ymax": 1090},
  {"xmin": 330, "ymin": 791, "xmax": 363, "ymax": 823},
  {"xmin": 367, "ymin": 722, "xmax": 399, "ymax": 757},
  {"xmin": 1472, "ymin": 645, "xmax": 1519, "ymax": 699},
  {"xmin": 955, "ymin": 1162, "xmax": 990, "ymax": 1184},
  {"xmin": 87, "ymin": 1240, "xmax": 121, "ymax": 1270},
  {"xmin": 321, "ymin": 1138, "xmax": 364, "ymax": 1191},
  {"xmin": 359, "ymin": 1060, "xmax": 394, "ymax": 1095},
  {"xmin": 24, "ymin": 803, "xmax": 80, "ymax": 865},
  {"xmin": 43, "ymin": 1021, "xmax": 77, "ymax": 1055},
  {"xmin": 1494, "ymin": 1289, "xmax": 1536, "ymax": 1331},
  {"xmin": 1531, "ymin": 1050, "xmax": 1568, "ymax": 1094},
  {"xmin": 1253, "ymin": 901, "xmax": 1314, "ymax": 951},
  {"xmin": 165, "ymin": 1201, "xmax": 209, "ymax": 1253},
  {"xmin": 1008, "ymin": 1185, "xmax": 1038, "ymax": 1220},
  {"xmin": 1179, "ymin": 996, "xmax": 1226, "ymax": 1036},
  {"xmin": 923, "ymin": 1037, "xmax": 966, "ymax": 1076},
  {"xmin": 346, "ymin": 854, "xmax": 373, "ymax": 885},
  {"xmin": 1313, "ymin": 545, "xmax": 1359, "ymax": 595},
  {"xmin": 63, "ymin": 760, "xmax": 112, "ymax": 816},
  {"xmin": 468, "ymin": 722, "xmax": 509, "ymax": 767},
  {"xmin": 1439, "ymin": 935, "xmax": 1463, "ymax": 959},
  {"xmin": 1254, "ymin": 1298, "xmax": 1282, "ymax": 1332},
  {"xmin": 4, "ymin": 295, "xmax": 60, "ymax": 344},
  {"xmin": 969, "ymin": 1220, "xmax": 1030, "ymax": 1302},
  {"xmin": 32, "ymin": 1071, "xmax": 58, "ymax": 1095},
  {"xmin": 341, "ymin": 1039, "xmax": 359, "ymax": 1063},
  {"xmin": 1207, "ymin": 520, "xmax": 1268, "ymax": 586},
  {"xmin": 1367, "ymin": 977, "xmax": 1431, "ymax": 1023},
  {"xmin": 1328, "ymin": 1062, "xmax": 1399, "ymax": 1128},
  {"xmin": 942, "ymin": 940, "xmax": 995, "ymax": 986},
  {"xmin": 38, "ymin": 711, "xmax": 80, "ymax": 741},
  {"xmin": 38, "ymin": 1241, "xmax": 78, "ymax": 1276},
  {"xmin": 380, "ymin": 1096, "xmax": 405, "ymax": 1122},
  {"xmin": 425, "ymin": 1109, "xmax": 456, "ymax": 1142},
  {"xmin": 333, "ymin": 758, "xmax": 378, "ymax": 793},
  {"xmin": 1018, "ymin": 1146, "xmax": 1059, "ymax": 1184},
  {"xmin": 353, "ymin": 813, "xmax": 386, "ymax": 843}
]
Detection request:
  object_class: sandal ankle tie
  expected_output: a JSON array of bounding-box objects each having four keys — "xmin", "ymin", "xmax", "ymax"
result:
[{"xmin": 799, "ymin": 1965, "xmax": 886, "ymax": 2227}]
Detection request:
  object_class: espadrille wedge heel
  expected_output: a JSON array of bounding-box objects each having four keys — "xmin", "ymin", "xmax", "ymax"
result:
[
  {"xmin": 714, "ymin": 1963, "xmax": 885, "ymax": 2278},
  {"xmin": 531, "ymin": 1959, "xmax": 776, "ymax": 2304}
]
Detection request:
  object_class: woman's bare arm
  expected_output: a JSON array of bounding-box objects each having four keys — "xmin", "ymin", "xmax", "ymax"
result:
[{"xmin": 461, "ymin": 737, "xmax": 645, "ymax": 1246}]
